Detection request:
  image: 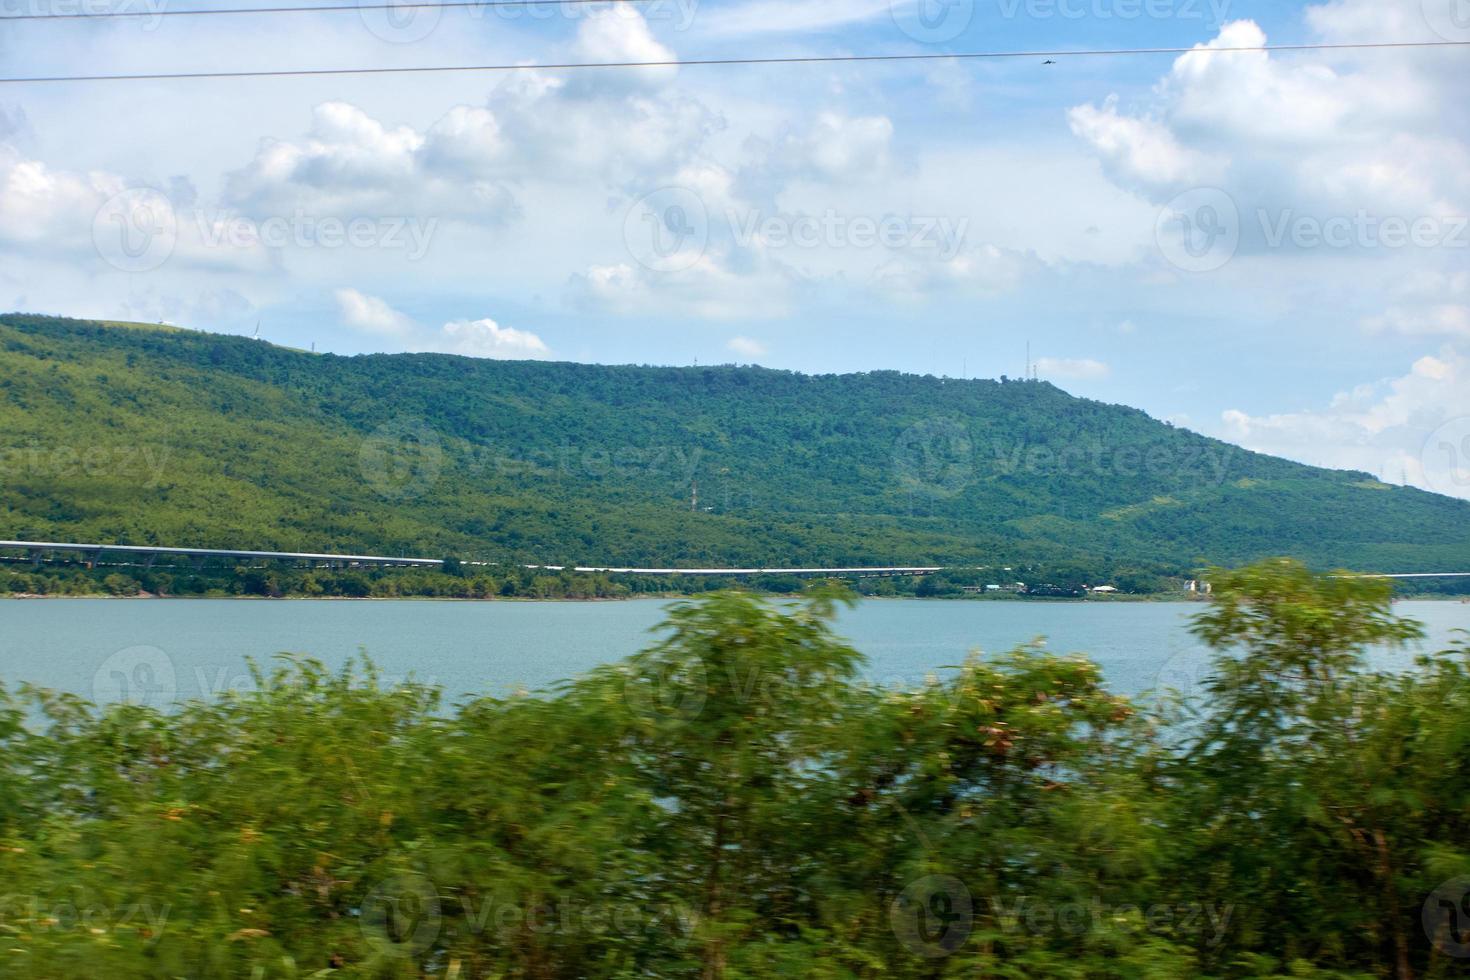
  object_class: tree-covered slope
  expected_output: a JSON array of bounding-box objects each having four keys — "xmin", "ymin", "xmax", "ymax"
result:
[{"xmin": 1, "ymin": 312, "xmax": 1466, "ymax": 573}]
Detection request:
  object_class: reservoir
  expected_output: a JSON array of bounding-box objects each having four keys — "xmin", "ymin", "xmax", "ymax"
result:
[{"xmin": 2, "ymin": 598, "xmax": 1467, "ymax": 707}]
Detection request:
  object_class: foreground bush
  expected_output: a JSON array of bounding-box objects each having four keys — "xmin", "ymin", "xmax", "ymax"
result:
[{"xmin": 1, "ymin": 562, "xmax": 1467, "ymax": 978}]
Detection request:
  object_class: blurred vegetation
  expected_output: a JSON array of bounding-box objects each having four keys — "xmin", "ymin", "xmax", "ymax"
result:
[
  {"xmin": 3, "ymin": 314, "xmax": 1469, "ymax": 578},
  {"xmin": 2, "ymin": 559, "xmax": 1468, "ymax": 978}
]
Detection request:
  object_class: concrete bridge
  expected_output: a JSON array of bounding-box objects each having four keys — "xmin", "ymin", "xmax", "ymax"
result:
[
  {"xmin": 511, "ymin": 563, "xmax": 943, "ymax": 578},
  {"xmin": 2, "ymin": 539, "xmax": 1466, "ymax": 581}
]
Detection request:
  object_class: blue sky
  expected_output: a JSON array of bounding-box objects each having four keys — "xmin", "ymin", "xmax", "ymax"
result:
[{"xmin": 2, "ymin": 0, "xmax": 1468, "ymax": 496}]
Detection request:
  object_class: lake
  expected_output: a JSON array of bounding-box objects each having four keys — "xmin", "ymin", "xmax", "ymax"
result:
[{"xmin": 2, "ymin": 598, "xmax": 1468, "ymax": 709}]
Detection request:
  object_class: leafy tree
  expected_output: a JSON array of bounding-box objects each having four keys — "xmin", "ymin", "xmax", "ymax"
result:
[{"xmin": 1176, "ymin": 560, "xmax": 1454, "ymax": 978}]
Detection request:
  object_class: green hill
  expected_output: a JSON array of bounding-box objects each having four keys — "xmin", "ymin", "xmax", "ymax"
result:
[{"xmin": 1, "ymin": 312, "xmax": 1466, "ymax": 576}]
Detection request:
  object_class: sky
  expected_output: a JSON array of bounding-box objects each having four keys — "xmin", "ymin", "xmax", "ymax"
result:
[{"xmin": 1, "ymin": 0, "xmax": 1468, "ymax": 498}]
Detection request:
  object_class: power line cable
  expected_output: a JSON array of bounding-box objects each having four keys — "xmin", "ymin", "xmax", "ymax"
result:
[
  {"xmin": 1, "ymin": 0, "xmax": 650, "ymax": 21},
  {"xmin": 0, "ymin": 39, "xmax": 1464, "ymax": 84}
]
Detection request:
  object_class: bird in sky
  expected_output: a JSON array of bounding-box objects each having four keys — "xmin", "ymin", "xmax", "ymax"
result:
[{"xmin": 1042, "ymin": 59, "xmax": 1056, "ymax": 65}]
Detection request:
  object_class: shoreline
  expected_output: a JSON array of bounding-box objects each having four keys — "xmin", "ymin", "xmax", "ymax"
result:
[{"xmin": 3, "ymin": 591, "xmax": 1463, "ymax": 603}]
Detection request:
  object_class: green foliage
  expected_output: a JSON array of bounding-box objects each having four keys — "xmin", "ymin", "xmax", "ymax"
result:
[
  {"xmin": 3, "ymin": 314, "xmax": 1468, "ymax": 575},
  {"xmin": 3, "ymin": 562, "xmax": 1470, "ymax": 977},
  {"xmin": 1170, "ymin": 561, "xmax": 1468, "ymax": 979}
]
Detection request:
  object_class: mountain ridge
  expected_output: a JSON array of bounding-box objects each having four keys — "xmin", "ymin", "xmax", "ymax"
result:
[{"xmin": 2, "ymin": 312, "xmax": 1466, "ymax": 577}]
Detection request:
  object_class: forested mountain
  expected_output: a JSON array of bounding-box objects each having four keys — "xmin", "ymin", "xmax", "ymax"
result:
[{"xmin": 2, "ymin": 313, "xmax": 1466, "ymax": 576}]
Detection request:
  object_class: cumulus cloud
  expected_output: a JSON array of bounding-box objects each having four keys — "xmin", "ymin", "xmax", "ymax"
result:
[
  {"xmin": 801, "ymin": 113, "xmax": 894, "ymax": 180},
  {"xmin": 1365, "ymin": 268, "xmax": 1470, "ymax": 338},
  {"xmin": 741, "ymin": 112, "xmax": 896, "ymax": 196},
  {"xmin": 0, "ymin": 144, "xmax": 275, "ymax": 281},
  {"xmin": 223, "ymin": 10, "xmax": 717, "ymax": 230},
  {"xmin": 432, "ymin": 318, "xmax": 550, "ymax": 359},
  {"xmin": 568, "ymin": 254, "xmax": 792, "ymax": 319},
  {"xmin": 1035, "ymin": 357, "xmax": 1110, "ymax": 381},
  {"xmin": 1218, "ymin": 349, "xmax": 1470, "ymax": 498},
  {"xmin": 1067, "ymin": 96, "xmax": 1223, "ymax": 196},
  {"xmin": 871, "ymin": 241, "xmax": 1038, "ymax": 300},
  {"xmin": 570, "ymin": 2, "xmax": 678, "ymax": 91},
  {"xmin": 225, "ymin": 101, "xmax": 517, "ymax": 223},
  {"xmin": 0, "ymin": 144, "xmax": 122, "ymax": 249},
  {"xmin": 420, "ymin": 105, "xmax": 505, "ymax": 173},
  {"xmin": 1064, "ymin": 0, "xmax": 1469, "ymax": 396},
  {"xmin": 726, "ymin": 335, "xmax": 766, "ymax": 357},
  {"xmin": 1068, "ymin": 13, "xmax": 1468, "ymax": 220},
  {"xmin": 334, "ymin": 289, "xmax": 548, "ymax": 358},
  {"xmin": 1363, "ymin": 305, "xmax": 1470, "ymax": 338},
  {"xmin": 335, "ymin": 288, "xmax": 416, "ymax": 337}
]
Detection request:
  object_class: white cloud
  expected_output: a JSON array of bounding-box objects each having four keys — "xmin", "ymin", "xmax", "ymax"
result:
[
  {"xmin": 1067, "ymin": 96, "xmax": 1222, "ymax": 195},
  {"xmin": 726, "ymin": 335, "xmax": 766, "ymax": 357},
  {"xmin": 335, "ymin": 288, "xmax": 415, "ymax": 337},
  {"xmin": 0, "ymin": 142, "xmax": 279, "ymax": 289},
  {"xmin": 697, "ymin": 0, "xmax": 893, "ymax": 37},
  {"xmin": 229, "ymin": 102, "xmax": 420, "ymax": 207},
  {"xmin": 421, "ymin": 105, "xmax": 505, "ymax": 173},
  {"xmin": 0, "ymin": 144, "xmax": 121, "ymax": 249},
  {"xmin": 335, "ymin": 289, "xmax": 548, "ymax": 358},
  {"xmin": 1061, "ymin": 0, "xmax": 1470, "ymax": 419},
  {"xmin": 570, "ymin": 3, "xmax": 678, "ymax": 92},
  {"xmin": 802, "ymin": 113, "xmax": 894, "ymax": 180},
  {"xmin": 333, "ymin": 290, "xmax": 552, "ymax": 359},
  {"xmin": 743, "ymin": 112, "xmax": 895, "ymax": 191},
  {"xmin": 1069, "ymin": 14, "xmax": 1468, "ymax": 220},
  {"xmin": 225, "ymin": 101, "xmax": 517, "ymax": 223},
  {"xmin": 1218, "ymin": 348, "xmax": 1470, "ymax": 498},
  {"xmin": 432, "ymin": 318, "xmax": 550, "ymax": 359},
  {"xmin": 871, "ymin": 241, "xmax": 1037, "ymax": 299},
  {"xmin": 569, "ymin": 254, "xmax": 793, "ymax": 319},
  {"xmin": 1304, "ymin": 0, "xmax": 1450, "ymax": 43},
  {"xmin": 1363, "ymin": 305, "xmax": 1470, "ymax": 338},
  {"xmin": 1035, "ymin": 357, "xmax": 1110, "ymax": 380}
]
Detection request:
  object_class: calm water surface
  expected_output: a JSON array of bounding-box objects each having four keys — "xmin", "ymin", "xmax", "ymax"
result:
[{"xmin": 2, "ymin": 598, "xmax": 1467, "ymax": 707}]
